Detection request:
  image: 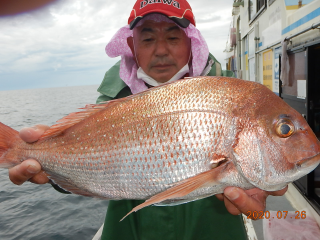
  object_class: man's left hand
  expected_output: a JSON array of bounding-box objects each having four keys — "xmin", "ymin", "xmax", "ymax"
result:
[{"xmin": 216, "ymin": 186, "xmax": 288, "ymax": 217}]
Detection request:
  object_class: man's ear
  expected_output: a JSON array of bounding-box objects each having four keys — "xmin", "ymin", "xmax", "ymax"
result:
[{"xmin": 127, "ymin": 37, "xmax": 135, "ymax": 55}]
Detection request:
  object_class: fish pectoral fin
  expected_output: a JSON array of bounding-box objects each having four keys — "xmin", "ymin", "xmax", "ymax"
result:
[{"xmin": 120, "ymin": 167, "xmax": 220, "ymax": 221}]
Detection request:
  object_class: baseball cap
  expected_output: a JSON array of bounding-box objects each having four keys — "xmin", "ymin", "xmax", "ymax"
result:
[{"xmin": 128, "ymin": 0, "xmax": 195, "ymax": 30}]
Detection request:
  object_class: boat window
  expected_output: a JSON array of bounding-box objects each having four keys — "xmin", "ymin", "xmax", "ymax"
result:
[
  {"xmin": 249, "ymin": 0, "xmax": 257, "ymax": 18},
  {"xmin": 248, "ymin": 31, "xmax": 255, "ymax": 58},
  {"xmin": 248, "ymin": 30, "xmax": 256, "ymax": 81},
  {"xmin": 315, "ymin": 165, "xmax": 320, "ymax": 200},
  {"xmin": 244, "ymin": 36, "xmax": 249, "ymax": 80},
  {"xmin": 262, "ymin": 50, "xmax": 273, "ymax": 91},
  {"xmin": 308, "ymin": 44, "xmax": 320, "ymax": 140},
  {"xmin": 237, "ymin": 17, "xmax": 242, "ymax": 72},
  {"xmin": 249, "ymin": 0, "xmax": 266, "ymax": 22},
  {"xmin": 269, "ymin": 0, "xmax": 276, "ymax": 6},
  {"xmin": 257, "ymin": 0, "xmax": 264, "ymax": 10}
]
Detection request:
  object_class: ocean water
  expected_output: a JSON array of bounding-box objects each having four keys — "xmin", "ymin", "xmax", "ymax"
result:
[{"xmin": 0, "ymin": 85, "xmax": 108, "ymax": 240}]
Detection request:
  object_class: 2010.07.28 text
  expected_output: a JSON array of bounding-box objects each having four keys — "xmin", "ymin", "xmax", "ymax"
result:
[{"xmin": 246, "ymin": 211, "xmax": 306, "ymax": 220}]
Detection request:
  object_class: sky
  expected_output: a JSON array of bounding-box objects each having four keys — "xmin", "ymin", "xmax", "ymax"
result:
[{"xmin": 0, "ymin": 0, "xmax": 234, "ymax": 91}]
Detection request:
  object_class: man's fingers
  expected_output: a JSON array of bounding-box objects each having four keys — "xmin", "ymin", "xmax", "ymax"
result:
[
  {"xmin": 268, "ymin": 185, "xmax": 288, "ymax": 196},
  {"xmin": 224, "ymin": 187, "xmax": 267, "ymax": 216},
  {"xmin": 9, "ymin": 160, "xmax": 42, "ymax": 185},
  {"xmin": 9, "ymin": 125, "xmax": 50, "ymax": 186},
  {"xmin": 223, "ymin": 196, "xmax": 242, "ymax": 215},
  {"xmin": 29, "ymin": 171, "xmax": 50, "ymax": 184},
  {"xmin": 19, "ymin": 124, "xmax": 50, "ymax": 143},
  {"xmin": 215, "ymin": 193, "xmax": 224, "ymax": 201},
  {"xmin": 217, "ymin": 186, "xmax": 289, "ymax": 218}
]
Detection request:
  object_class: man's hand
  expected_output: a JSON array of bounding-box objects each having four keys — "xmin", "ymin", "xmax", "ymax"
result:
[
  {"xmin": 8, "ymin": 125, "xmax": 50, "ymax": 185},
  {"xmin": 216, "ymin": 186, "xmax": 288, "ymax": 217}
]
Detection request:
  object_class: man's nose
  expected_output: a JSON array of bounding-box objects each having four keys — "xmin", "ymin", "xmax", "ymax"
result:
[{"xmin": 154, "ymin": 39, "xmax": 169, "ymax": 57}]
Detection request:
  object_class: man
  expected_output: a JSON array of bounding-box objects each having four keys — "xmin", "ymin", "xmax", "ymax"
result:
[{"xmin": 9, "ymin": 0, "xmax": 287, "ymax": 239}]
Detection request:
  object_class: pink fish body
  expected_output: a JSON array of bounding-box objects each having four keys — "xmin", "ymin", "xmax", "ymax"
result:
[{"xmin": 1, "ymin": 76, "xmax": 320, "ymax": 219}]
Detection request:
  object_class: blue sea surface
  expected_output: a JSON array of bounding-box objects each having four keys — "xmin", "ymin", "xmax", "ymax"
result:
[{"xmin": 0, "ymin": 85, "xmax": 108, "ymax": 240}]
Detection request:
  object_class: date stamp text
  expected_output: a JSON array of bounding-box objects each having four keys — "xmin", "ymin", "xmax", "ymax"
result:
[{"xmin": 246, "ymin": 211, "xmax": 306, "ymax": 220}]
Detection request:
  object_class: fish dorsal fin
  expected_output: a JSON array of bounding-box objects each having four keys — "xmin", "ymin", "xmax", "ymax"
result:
[
  {"xmin": 39, "ymin": 101, "xmax": 118, "ymax": 141},
  {"xmin": 120, "ymin": 165, "xmax": 224, "ymax": 221}
]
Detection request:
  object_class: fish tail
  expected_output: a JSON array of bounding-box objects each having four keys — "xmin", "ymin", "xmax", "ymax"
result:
[{"xmin": 0, "ymin": 122, "xmax": 20, "ymax": 168}]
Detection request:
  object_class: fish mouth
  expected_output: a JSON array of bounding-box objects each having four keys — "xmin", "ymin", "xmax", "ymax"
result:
[{"xmin": 297, "ymin": 153, "xmax": 320, "ymax": 168}]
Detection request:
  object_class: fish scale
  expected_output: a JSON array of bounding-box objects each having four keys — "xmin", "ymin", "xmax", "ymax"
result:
[
  {"xmin": 1, "ymin": 76, "xmax": 320, "ymax": 219},
  {"xmin": 33, "ymin": 112, "xmax": 234, "ymax": 199}
]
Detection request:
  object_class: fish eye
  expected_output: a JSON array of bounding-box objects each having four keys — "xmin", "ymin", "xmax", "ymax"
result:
[{"xmin": 275, "ymin": 119, "xmax": 295, "ymax": 138}]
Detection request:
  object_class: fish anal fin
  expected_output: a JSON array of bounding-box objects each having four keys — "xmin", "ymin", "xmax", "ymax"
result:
[
  {"xmin": 47, "ymin": 171, "xmax": 94, "ymax": 197},
  {"xmin": 120, "ymin": 167, "xmax": 222, "ymax": 221}
]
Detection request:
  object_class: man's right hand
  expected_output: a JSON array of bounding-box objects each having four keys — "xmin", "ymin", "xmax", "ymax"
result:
[{"xmin": 8, "ymin": 125, "xmax": 50, "ymax": 185}]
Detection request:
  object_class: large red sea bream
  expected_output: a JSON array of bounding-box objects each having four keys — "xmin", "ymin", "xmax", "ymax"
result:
[{"xmin": 1, "ymin": 76, "xmax": 319, "ymax": 220}]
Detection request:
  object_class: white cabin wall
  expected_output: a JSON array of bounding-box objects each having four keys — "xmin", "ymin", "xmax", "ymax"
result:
[
  {"xmin": 227, "ymin": 0, "xmax": 320, "ymax": 90},
  {"xmin": 256, "ymin": 0, "xmax": 286, "ymax": 87},
  {"xmin": 287, "ymin": 0, "xmax": 320, "ymax": 48}
]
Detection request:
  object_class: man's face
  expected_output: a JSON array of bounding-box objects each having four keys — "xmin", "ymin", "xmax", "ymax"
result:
[{"xmin": 128, "ymin": 21, "xmax": 191, "ymax": 83}]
